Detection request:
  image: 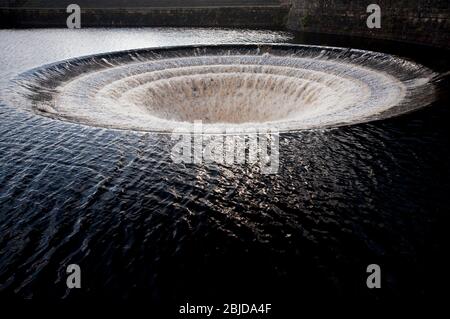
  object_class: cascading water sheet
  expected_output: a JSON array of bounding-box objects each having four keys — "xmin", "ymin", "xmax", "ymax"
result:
[{"xmin": 5, "ymin": 44, "xmax": 437, "ymax": 133}]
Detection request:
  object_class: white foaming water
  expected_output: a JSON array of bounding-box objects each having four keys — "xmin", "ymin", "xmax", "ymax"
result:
[{"xmin": 6, "ymin": 44, "xmax": 437, "ymax": 133}]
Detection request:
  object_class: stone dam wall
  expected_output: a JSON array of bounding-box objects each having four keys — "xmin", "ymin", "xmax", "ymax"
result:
[
  {"xmin": 0, "ymin": 1, "xmax": 289, "ymax": 28},
  {"xmin": 0, "ymin": 6, "xmax": 288, "ymax": 29},
  {"xmin": 287, "ymin": 0, "xmax": 449, "ymax": 49},
  {"xmin": 0, "ymin": 1, "xmax": 449, "ymax": 48}
]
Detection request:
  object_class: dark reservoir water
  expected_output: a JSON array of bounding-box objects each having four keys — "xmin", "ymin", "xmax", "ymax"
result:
[{"xmin": 0, "ymin": 28, "xmax": 449, "ymax": 310}]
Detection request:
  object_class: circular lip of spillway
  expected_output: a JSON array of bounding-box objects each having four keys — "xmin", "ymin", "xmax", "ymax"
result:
[{"xmin": 6, "ymin": 43, "xmax": 437, "ymax": 133}]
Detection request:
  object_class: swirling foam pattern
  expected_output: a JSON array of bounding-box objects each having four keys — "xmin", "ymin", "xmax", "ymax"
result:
[{"xmin": 7, "ymin": 44, "xmax": 437, "ymax": 132}]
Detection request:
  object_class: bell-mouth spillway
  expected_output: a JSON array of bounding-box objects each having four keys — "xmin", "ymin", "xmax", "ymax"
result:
[{"xmin": 6, "ymin": 44, "xmax": 437, "ymax": 133}]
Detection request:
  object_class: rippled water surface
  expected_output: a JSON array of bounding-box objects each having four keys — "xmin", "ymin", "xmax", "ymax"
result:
[{"xmin": 0, "ymin": 28, "xmax": 449, "ymax": 305}]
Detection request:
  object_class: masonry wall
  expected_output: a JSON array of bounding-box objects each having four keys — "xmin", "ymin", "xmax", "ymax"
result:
[
  {"xmin": 286, "ymin": 0, "xmax": 449, "ymax": 49},
  {"xmin": 1, "ymin": 1, "xmax": 449, "ymax": 49},
  {"xmin": 0, "ymin": 5, "xmax": 289, "ymax": 29}
]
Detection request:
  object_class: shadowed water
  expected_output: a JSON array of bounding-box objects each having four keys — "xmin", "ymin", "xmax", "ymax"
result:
[{"xmin": 0, "ymin": 28, "xmax": 449, "ymax": 306}]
